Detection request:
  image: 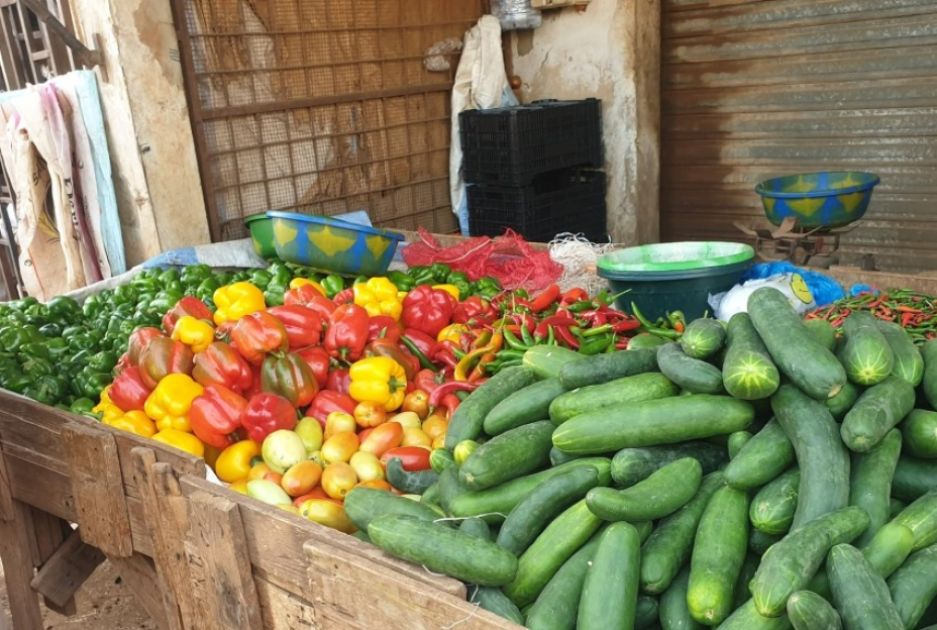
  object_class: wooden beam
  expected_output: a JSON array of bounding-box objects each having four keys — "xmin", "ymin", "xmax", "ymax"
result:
[
  {"xmin": 0, "ymin": 448, "xmax": 42, "ymax": 629},
  {"xmin": 30, "ymin": 528, "xmax": 104, "ymax": 608},
  {"xmin": 28, "ymin": 508, "xmax": 78, "ymax": 615},
  {"xmin": 108, "ymin": 554, "xmax": 170, "ymax": 630}
]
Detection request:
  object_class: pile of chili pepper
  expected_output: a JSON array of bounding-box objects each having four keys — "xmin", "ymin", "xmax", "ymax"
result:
[{"xmin": 806, "ymin": 289, "xmax": 937, "ymax": 344}]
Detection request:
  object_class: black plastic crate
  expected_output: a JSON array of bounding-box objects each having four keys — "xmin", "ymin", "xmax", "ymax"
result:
[
  {"xmin": 460, "ymin": 99, "xmax": 603, "ymax": 186},
  {"xmin": 468, "ymin": 170, "xmax": 607, "ymax": 243}
]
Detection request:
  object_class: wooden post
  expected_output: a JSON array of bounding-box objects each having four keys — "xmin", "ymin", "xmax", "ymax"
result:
[
  {"xmin": 186, "ymin": 491, "xmax": 263, "ymax": 630},
  {"xmin": 0, "ymin": 449, "xmax": 43, "ymax": 629},
  {"xmin": 108, "ymin": 554, "xmax": 170, "ymax": 629}
]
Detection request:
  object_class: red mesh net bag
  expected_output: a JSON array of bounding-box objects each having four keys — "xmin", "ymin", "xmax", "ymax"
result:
[{"xmin": 402, "ymin": 228, "xmax": 563, "ymax": 291}]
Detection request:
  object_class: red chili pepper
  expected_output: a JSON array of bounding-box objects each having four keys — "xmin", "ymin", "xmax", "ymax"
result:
[
  {"xmin": 612, "ymin": 318, "xmax": 642, "ymax": 333},
  {"xmin": 367, "ymin": 315, "xmax": 402, "ymax": 344},
  {"xmin": 554, "ymin": 325, "xmax": 580, "ymax": 349},
  {"xmin": 294, "ymin": 345, "xmax": 331, "ymax": 389},
  {"xmin": 283, "ymin": 286, "xmax": 337, "ymax": 320},
  {"xmin": 138, "ymin": 337, "xmax": 195, "ymax": 389},
  {"xmin": 108, "ymin": 366, "xmax": 153, "ymax": 412},
  {"xmin": 535, "ymin": 314, "xmax": 578, "ymax": 339},
  {"xmin": 189, "ymin": 384, "xmax": 247, "ymax": 449},
  {"xmin": 242, "ymin": 392, "xmax": 297, "ymax": 443},
  {"xmin": 452, "ymin": 296, "xmax": 496, "ymax": 326},
  {"xmin": 529, "ymin": 284, "xmax": 561, "ymax": 313},
  {"xmin": 126, "ymin": 327, "xmax": 163, "ymax": 366},
  {"xmin": 267, "ymin": 305, "xmax": 323, "ymax": 349},
  {"xmin": 582, "ymin": 310, "xmax": 608, "ymax": 327},
  {"xmin": 230, "ymin": 311, "xmax": 289, "ymax": 365},
  {"xmin": 162, "ymin": 296, "xmax": 213, "ymax": 335},
  {"xmin": 260, "ymin": 352, "xmax": 318, "ymax": 407},
  {"xmin": 324, "ymin": 304, "xmax": 370, "ymax": 361},
  {"xmin": 192, "ymin": 341, "xmax": 255, "ymax": 394},
  {"xmin": 897, "ymin": 305, "xmax": 922, "ymax": 314},
  {"xmin": 902, "ymin": 312, "xmax": 916, "ymax": 327},
  {"xmin": 305, "ymin": 390, "xmax": 356, "ymax": 426},
  {"xmin": 560, "ymin": 288, "xmax": 589, "ymax": 304},
  {"xmin": 615, "ymin": 338, "xmax": 630, "ymax": 350},
  {"xmin": 428, "ymin": 381, "xmax": 479, "ymax": 407},
  {"xmin": 440, "ymin": 393, "xmax": 462, "ymax": 417}
]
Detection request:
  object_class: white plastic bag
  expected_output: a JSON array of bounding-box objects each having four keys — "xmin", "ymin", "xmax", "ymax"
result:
[{"xmin": 711, "ymin": 273, "xmax": 816, "ymax": 322}]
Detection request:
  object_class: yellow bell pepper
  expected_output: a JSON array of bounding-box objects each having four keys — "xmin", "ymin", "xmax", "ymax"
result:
[
  {"xmin": 99, "ymin": 385, "xmax": 113, "ymax": 406},
  {"xmin": 212, "ymin": 281, "xmax": 265, "ymax": 325},
  {"xmin": 348, "ymin": 356, "xmax": 407, "ymax": 412},
  {"xmin": 437, "ymin": 323, "xmax": 468, "ymax": 344},
  {"xmin": 170, "ymin": 315, "xmax": 215, "ymax": 353},
  {"xmin": 214, "ymin": 439, "xmax": 261, "ymax": 483},
  {"xmin": 144, "ymin": 373, "xmax": 204, "ymax": 433},
  {"xmin": 353, "ymin": 277, "xmax": 403, "ymax": 320},
  {"xmin": 289, "ymin": 277, "xmax": 326, "ymax": 295},
  {"xmin": 103, "ymin": 410, "xmax": 157, "ymax": 438},
  {"xmin": 229, "ymin": 479, "xmax": 249, "ymax": 494},
  {"xmin": 152, "ymin": 429, "xmax": 205, "ymax": 458},
  {"xmin": 93, "ymin": 393, "xmax": 125, "ymax": 423},
  {"xmin": 433, "ymin": 284, "xmax": 461, "ymax": 300}
]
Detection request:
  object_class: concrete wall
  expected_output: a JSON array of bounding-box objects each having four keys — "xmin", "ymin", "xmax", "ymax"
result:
[
  {"xmin": 509, "ymin": 0, "xmax": 660, "ymax": 245},
  {"xmin": 71, "ymin": 0, "xmax": 209, "ymax": 266}
]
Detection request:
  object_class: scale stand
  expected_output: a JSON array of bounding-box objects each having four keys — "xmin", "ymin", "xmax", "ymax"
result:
[{"xmin": 734, "ymin": 216, "xmax": 861, "ymax": 269}]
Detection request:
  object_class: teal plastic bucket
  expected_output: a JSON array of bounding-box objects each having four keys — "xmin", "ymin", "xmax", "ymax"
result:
[{"xmin": 597, "ymin": 242, "xmax": 754, "ymax": 321}]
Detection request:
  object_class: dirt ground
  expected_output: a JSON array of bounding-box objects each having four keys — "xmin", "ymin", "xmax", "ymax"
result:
[{"xmin": 0, "ymin": 559, "xmax": 154, "ymax": 629}]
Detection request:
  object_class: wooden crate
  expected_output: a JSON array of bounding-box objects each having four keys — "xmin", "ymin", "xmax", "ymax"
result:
[{"xmin": 0, "ymin": 389, "xmax": 516, "ymax": 629}]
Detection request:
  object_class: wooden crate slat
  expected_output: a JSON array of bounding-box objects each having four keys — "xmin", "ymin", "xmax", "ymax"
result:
[{"xmin": 30, "ymin": 527, "xmax": 104, "ymax": 608}]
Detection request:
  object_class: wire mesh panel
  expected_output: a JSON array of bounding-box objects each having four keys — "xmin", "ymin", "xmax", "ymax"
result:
[{"xmin": 174, "ymin": 0, "xmax": 484, "ymax": 241}]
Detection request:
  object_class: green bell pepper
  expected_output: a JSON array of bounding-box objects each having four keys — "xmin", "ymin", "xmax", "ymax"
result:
[
  {"xmin": 69, "ymin": 397, "xmax": 97, "ymax": 415},
  {"xmin": 249, "ymin": 269, "xmax": 273, "ymax": 289},
  {"xmin": 23, "ymin": 375, "xmax": 67, "ymax": 406},
  {"xmin": 73, "ymin": 368, "xmax": 111, "ymax": 400},
  {"xmin": 387, "ymin": 270, "xmax": 415, "ymax": 292},
  {"xmin": 430, "ymin": 263, "xmax": 451, "ymax": 283},
  {"xmin": 22, "ymin": 355, "xmax": 54, "ymax": 378},
  {"xmin": 18, "ymin": 342, "xmax": 51, "ymax": 361},
  {"xmin": 322, "ymin": 274, "xmax": 345, "ymax": 298},
  {"xmin": 39, "ymin": 323, "xmax": 62, "ymax": 337},
  {"xmin": 0, "ymin": 326, "xmax": 33, "ymax": 352},
  {"xmin": 264, "ymin": 283, "xmax": 287, "ymax": 307},
  {"xmin": 88, "ymin": 350, "xmax": 118, "ymax": 373},
  {"xmin": 67, "ymin": 332, "xmax": 96, "ymax": 353},
  {"xmin": 46, "ymin": 337, "xmax": 69, "ymax": 359},
  {"xmin": 113, "ymin": 284, "xmax": 137, "ymax": 306}
]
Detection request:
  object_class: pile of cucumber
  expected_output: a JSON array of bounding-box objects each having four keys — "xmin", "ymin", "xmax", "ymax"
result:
[{"xmin": 345, "ymin": 286, "xmax": 937, "ymax": 629}]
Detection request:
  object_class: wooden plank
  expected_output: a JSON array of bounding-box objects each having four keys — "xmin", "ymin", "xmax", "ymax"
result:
[
  {"xmin": 0, "ymin": 500, "xmax": 42, "ymax": 629},
  {"xmin": 254, "ymin": 574, "xmax": 318, "ymax": 630},
  {"xmin": 29, "ymin": 508, "xmax": 77, "ymax": 615},
  {"xmin": 185, "ymin": 490, "xmax": 263, "ymax": 629},
  {"xmin": 2, "ymin": 445, "xmax": 76, "ymax": 521},
  {"xmin": 0, "ymin": 440, "xmax": 12, "ymax": 521},
  {"xmin": 108, "ymin": 554, "xmax": 170, "ymax": 630},
  {"xmin": 61, "ymin": 422, "xmax": 133, "ymax": 557},
  {"xmin": 112, "ymin": 425, "xmax": 206, "ymax": 500},
  {"xmin": 30, "ymin": 528, "xmax": 104, "ymax": 608}
]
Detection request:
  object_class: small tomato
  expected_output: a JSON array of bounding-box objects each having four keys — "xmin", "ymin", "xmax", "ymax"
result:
[
  {"xmin": 248, "ymin": 462, "xmax": 274, "ymax": 481},
  {"xmin": 401, "ymin": 427, "xmax": 432, "ymax": 449},
  {"xmin": 295, "ymin": 417, "xmax": 324, "ymax": 454},
  {"xmin": 246, "ymin": 479, "xmax": 291, "ymax": 506},
  {"xmin": 293, "ymin": 486, "xmax": 338, "ymax": 506},
  {"xmin": 299, "ymin": 498, "xmax": 356, "ymax": 533},
  {"xmin": 229, "ymin": 479, "xmax": 249, "ymax": 495},
  {"xmin": 402, "ymin": 390, "xmax": 430, "ymax": 419},
  {"xmin": 358, "ymin": 421, "xmax": 403, "ymax": 457},
  {"xmin": 325, "ymin": 411, "xmax": 357, "ymax": 439},
  {"xmin": 261, "ymin": 430, "xmax": 307, "ymax": 474},
  {"xmin": 353, "ymin": 400, "xmax": 387, "ymax": 429},
  {"xmin": 380, "ymin": 446, "xmax": 431, "ymax": 471},
  {"xmin": 431, "ymin": 434, "xmax": 446, "ymax": 449},
  {"xmin": 349, "ymin": 451, "xmax": 385, "ymax": 482},
  {"xmin": 280, "ymin": 460, "xmax": 323, "ymax": 497},
  {"xmin": 421, "ymin": 414, "xmax": 449, "ymax": 441},
  {"xmin": 389, "ymin": 411, "xmax": 421, "ymax": 430},
  {"xmin": 356, "ymin": 478, "xmax": 392, "ymax": 491},
  {"xmin": 321, "ymin": 462, "xmax": 358, "ymax": 500},
  {"xmin": 320, "ymin": 431, "xmax": 360, "ymax": 465}
]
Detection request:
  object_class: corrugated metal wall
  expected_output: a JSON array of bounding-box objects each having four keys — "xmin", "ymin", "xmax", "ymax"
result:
[{"xmin": 660, "ymin": 0, "xmax": 937, "ymax": 272}]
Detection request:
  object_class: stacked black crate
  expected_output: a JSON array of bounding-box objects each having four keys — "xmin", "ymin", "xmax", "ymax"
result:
[{"xmin": 460, "ymin": 99, "xmax": 606, "ymax": 243}]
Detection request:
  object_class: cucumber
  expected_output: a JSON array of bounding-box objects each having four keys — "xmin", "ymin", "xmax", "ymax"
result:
[
  {"xmin": 628, "ymin": 332, "xmax": 669, "ymax": 350},
  {"xmin": 578, "ymin": 522, "xmax": 641, "ymax": 630},
  {"xmin": 344, "ymin": 487, "xmax": 443, "ymax": 531},
  {"xmin": 804, "ymin": 318, "xmax": 837, "ymax": 351},
  {"xmin": 523, "ymin": 345, "xmax": 586, "ymax": 379},
  {"xmin": 497, "ymin": 466, "xmax": 601, "ymax": 555},
  {"xmin": 680, "ymin": 318, "xmax": 726, "ymax": 359},
  {"xmin": 587, "ymin": 457, "xmax": 702, "ymax": 522},
  {"xmin": 636, "ymin": 596, "xmax": 659, "ymax": 630},
  {"xmin": 893, "ymin": 456, "xmax": 937, "ymax": 501},
  {"xmin": 850, "ymin": 428, "xmax": 902, "ymax": 546},
  {"xmin": 922, "ymin": 340, "xmax": 937, "ymax": 409},
  {"xmin": 841, "ymin": 375, "xmax": 916, "ymax": 452},
  {"xmin": 722, "ymin": 312, "xmax": 781, "ymax": 401},
  {"xmin": 660, "ymin": 567, "xmax": 702, "ymax": 630},
  {"xmin": 420, "ymin": 481, "xmax": 441, "ymax": 508},
  {"xmin": 828, "ymin": 543, "xmax": 904, "ymax": 630},
  {"xmin": 733, "ymin": 553, "xmax": 761, "ymax": 609},
  {"xmin": 385, "ymin": 457, "xmax": 438, "ymax": 494},
  {"xmin": 749, "ymin": 505, "xmax": 870, "ymax": 617},
  {"xmin": 445, "ymin": 366, "xmax": 537, "ymax": 449},
  {"xmin": 893, "ymin": 489, "xmax": 937, "ymax": 551},
  {"xmin": 887, "ymin": 542, "xmax": 937, "ymax": 629},
  {"xmin": 549, "ymin": 446, "xmax": 580, "ymax": 466},
  {"xmin": 862, "ymin": 521, "xmax": 916, "ymax": 578},
  {"xmin": 727, "ymin": 430, "xmax": 753, "ymax": 459},
  {"xmin": 449, "ymin": 457, "xmax": 612, "ymax": 521},
  {"xmin": 825, "ymin": 381, "xmax": 860, "ymax": 421},
  {"xmin": 484, "ymin": 378, "xmax": 567, "ymax": 435},
  {"xmin": 891, "ymin": 497, "xmax": 908, "ymax": 517},
  {"xmin": 750, "ymin": 468, "xmax": 799, "ymax": 536},
  {"xmin": 553, "ymin": 394, "xmax": 754, "ymax": 455},
  {"xmin": 771, "ymin": 384, "xmax": 851, "ymax": 529},
  {"xmin": 611, "ymin": 442, "xmax": 726, "ymax": 488},
  {"xmin": 903, "ymin": 409, "xmax": 937, "ymax": 459},
  {"xmin": 719, "ymin": 599, "xmax": 792, "ymax": 630},
  {"xmin": 549, "ymin": 372, "xmax": 678, "ymax": 425},
  {"xmin": 640, "ymin": 472, "xmax": 724, "ymax": 594},
  {"xmin": 786, "ymin": 590, "xmax": 842, "ymax": 630},
  {"xmin": 748, "ymin": 287, "xmax": 846, "ymax": 400},
  {"xmin": 459, "ymin": 420, "xmax": 554, "ymax": 490},
  {"xmin": 504, "ymin": 499, "xmax": 602, "ymax": 606},
  {"xmin": 657, "ymin": 343, "xmax": 724, "ymax": 394},
  {"xmin": 687, "ymin": 485, "xmax": 749, "ymax": 625},
  {"xmin": 750, "ymin": 530, "xmax": 782, "ymax": 556},
  {"xmin": 459, "ymin": 516, "xmax": 491, "ymax": 540},
  {"xmin": 525, "ymin": 536, "xmax": 600, "ymax": 630},
  {"xmin": 558, "ymin": 347, "xmax": 659, "ymax": 389},
  {"xmin": 724, "ymin": 419, "xmax": 795, "ymax": 490},
  {"xmin": 876, "ymin": 319, "xmax": 924, "ymax": 386},
  {"xmin": 368, "ymin": 515, "xmax": 517, "ymax": 586},
  {"xmin": 436, "ymin": 467, "xmax": 465, "ymax": 514},
  {"xmin": 469, "ymin": 587, "xmax": 524, "ymax": 625},
  {"xmin": 430, "ymin": 448, "xmax": 456, "ymax": 473},
  {"xmin": 840, "ymin": 312, "xmax": 896, "ymax": 386}
]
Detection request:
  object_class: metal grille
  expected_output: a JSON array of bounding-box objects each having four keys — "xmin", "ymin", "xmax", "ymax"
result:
[{"xmin": 173, "ymin": 0, "xmax": 484, "ymax": 242}]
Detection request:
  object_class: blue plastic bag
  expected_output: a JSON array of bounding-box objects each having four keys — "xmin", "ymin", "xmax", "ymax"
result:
[{"xmin": 742, "ymin": 261, "xmax": 845, "ymax": 307}]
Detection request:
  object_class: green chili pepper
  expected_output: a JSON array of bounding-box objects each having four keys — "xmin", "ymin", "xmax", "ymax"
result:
[
  {"xmin": 400, "ymin": 336, "xmax": 439, "ymax": 372},
  {"xmin": 502, "ymin": 328, "xmax": 529, "ymax": 351}
]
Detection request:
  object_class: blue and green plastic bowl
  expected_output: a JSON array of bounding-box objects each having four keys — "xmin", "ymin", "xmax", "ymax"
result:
[
  {"xmin": 597, "ymin": 241, "xmax": 755, "ymax": 322},
  {"xmin": 267, "ymin": 211, "xmax": 404, "ymax": 276},
  {"xmin": 245, "ymin": 213, "xmax": 276, "ymax": 259},
  {"xmin": 755, "ymin": 171, "xmax": 880, "ymax": 229}
]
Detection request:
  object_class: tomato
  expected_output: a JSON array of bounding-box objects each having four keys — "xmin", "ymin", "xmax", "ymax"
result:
[
  {"xmin": 321, "ymin": 462, "xmax": 358, "ymax": 500},
  {"xmin": 356, "ymin": 478, "xmax": 392, "ymax": 491},
  {"xmin": 389, "ymin": 411, "xmax": 421, "ymax": 430},
  {"xmin": 280, "ymin": 460, "xmax": 323, "ymax": 497},
  {"xmin": 320, "ymin": 431, "xmax": 360, "ymax": 464},
  {"xmin": 401, "ymin": 427, "xmax": 431, "ymax": 449},
  {"xmin": 292, "ymin": 485, "xmax": 338, "ymax": 506},
  {"xmin": 325, "ymin": 411, "xmax": 357, "ymax": 439},
  {"xmin": 431, "ymin": 434, "xmax": 446, "ymax": 449},
  {"xmin": 421, "ymin": 414, "xmax": 448, "ymax": 442},
  {"xmin": 299, "ymin": 499, "xmax": 356, "ymax": 533},
  {"xmin": 402, "ymin": 390, "xmax": 430, "ymax": 419},
  {"xmin": 261, "ymin": 430, "xmax": 306, "ymax": 473},
  {"xmin": 247, "ymin": 462, "xmax": 274, "ymax": 481},
  {"xmin": 358, "ymin": 421, "xmax": 403, "ymax": 457},
  {"xmin": 349, "ymin": 451, "xmax": 384, "ymax": 482},
  {"xmin": 229, "ymin": 479, "xmax": 249, "ymax": 495},
  {"xmin": 294, "ymin": 417, "xmax": 324, "ymax": 454},
  {"xmin": 353, "ymin": 400, "xmax": 387, "ymax": 429},
  {"xmin": 380, "ymin": 446, "xmax": 431, "ymax": 471},
  {"xmin": 247, "ymin": 479, "xmax": 291, "ymax": 506}
]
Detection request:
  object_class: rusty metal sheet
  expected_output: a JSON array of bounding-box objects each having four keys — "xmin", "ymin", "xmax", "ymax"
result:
[{"xmin": 661, "ymin": 0, "xmax": 937, "ymax": 272}]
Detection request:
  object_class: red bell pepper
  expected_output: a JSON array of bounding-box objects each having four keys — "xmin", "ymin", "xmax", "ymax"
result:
[
  {"xmin": 284, "ymin": 285, "xmax": 337, "ymax": 319},
  {"xmin": 324, "ymin": 304, "xmax": 370, "ymax": 361},
  {"xmin": 242, "ymin": 392, "xmax": 297, "ymax": 442},
  {"xmin": 189, "ymin": 384, "xmax": 247, "ymax": 449},
  {"xmin": 305, "ymin": 390, "xmax": 356, "ymax": 426},
  {"xmin": 452, "ymin": 296, "xmax": 496, "ymax": 326},
  {"xmin": 126, "ymin": 326, "xmax": 163, "ymax": 366},
  {"xmin": 367, "ymin": 315, "xmax": 402, "ymax": 344},
  {"xmin": 326, "ymin": 368, "xmax": 351, "ymax": 396},
  {"xmin": 162, "ymin": 296, "xmax": 213, "ymax": 335},
  {"xmin": 380, "ymin": 446, "xmax": 431, "ymax": 471},
  {"xmin": 138, "ymin": 337, "xmax": 195, "ymax": 389},
  {"xmin": 402, "ymin": 329, "xmax": 438, "ymax": 358},
  {"xmin": 192, "ymin": 341, "xmax": 254, "ymax": 394},
  {"xmin": 108, "ymin": 366, "xmax": 153, "ymax": 412},
  {"xmin": 412, "ymin": 368, "xmax": 445, "ymax": 396},
  {"xmin": 365, "ymin": 338, "xmax": 418, "ymax": 380},
  {"xmin": 401, "ymin": 285, "xmax": 455, "ymax": 337},
  {"xmin": 295, "ymin": 345, "xmax": 331, "ymax": 389},
  {"xmin": 260, "ymin": 352, "xmax": 318, "ymax": 407},
  {"xmin": 333, "ymin": 288, "xmax": 354, "ymax": 305},
  {"xmin": 267, "ymin": 304, "xmax": 323, "ymax": 349},
  {"xmin": 230, "ymin": 311, "xmax": 288, "ymax": 364}
]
